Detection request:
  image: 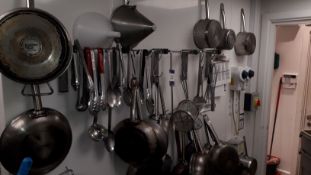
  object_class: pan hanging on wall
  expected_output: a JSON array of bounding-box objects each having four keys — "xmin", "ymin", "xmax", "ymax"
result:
[{"xmin": 0, "ymin": 0, "xmax": 73, "ymax": 174}]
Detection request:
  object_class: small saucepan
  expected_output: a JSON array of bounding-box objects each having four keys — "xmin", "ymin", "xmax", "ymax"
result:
[
  {"xmin": 234, "ymin": 9, "xmax": 256, "ymax": 56},
  {"xmin": 239, "ymin": 136, "xmax": 257, "ymax": 175},
  {"xmin": 218, "ymin": 3, "xmax": 236, "ymax": 50},
  {"xmin": 193, "ymin": 0, "xmax": 222, "ymax": 49},
  {"xmin": 189, "ymin": 130, "xmax": 210, "ymax": 175},
  {"xmin": 114, "ymin": 78, "xmax": 168, "ymax": 166},
  {"xmin": 203, "ymin": 115, "xmax": 240, "ymax": 175}
]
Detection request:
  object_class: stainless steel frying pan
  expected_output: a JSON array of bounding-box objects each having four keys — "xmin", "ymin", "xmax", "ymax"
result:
[{"xmin": 0, "ymin": 0, "xmax": 72, "ymax": 84}]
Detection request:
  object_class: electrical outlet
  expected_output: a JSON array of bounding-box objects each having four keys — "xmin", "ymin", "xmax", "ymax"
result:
[{"xmin": 230, "ymin": 66, "xmax": 255, "ymax": 91}]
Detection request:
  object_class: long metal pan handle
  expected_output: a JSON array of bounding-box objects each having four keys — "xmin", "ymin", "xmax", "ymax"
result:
[
  {"xmin": 243, "ymin": 136, "xmax": 249, "ymax": 157},
  {"xmin": 241, "ymin": 8, "xmax": 246, "ymax": 32},
  {"xmin": 205, "ymin": 0, "xmax": 209, "ymax": 19},
  {"xmin": 220, "ymin": 3, "xmax": 226, "ymax": 29},
  {"xmin": 31, "ymin": 84, "xmax": 43, "ymax": 112},
  {"xmin": 27, "ymin": 0, "xmax": 34, "ymax": 8},
  {"xmin": 192, "ymin": 130, "xmax": 204, "ymax": 153},
  {"xmin": 203, "ymin": 115, "xmax": 221, "ymax": 145}
]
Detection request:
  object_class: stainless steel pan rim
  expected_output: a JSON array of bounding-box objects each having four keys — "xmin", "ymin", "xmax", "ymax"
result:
[
  {"xmin": 0, "ymin": 108, "xmax": 72, "ymax": 175},
  {"xmin": 0, "ymin": 8, "xmax": 72, "ymax": 84}
]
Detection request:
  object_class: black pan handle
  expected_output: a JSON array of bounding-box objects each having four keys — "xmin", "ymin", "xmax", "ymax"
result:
[
  {"xmin": 78, "ymin": 65, "xmax": 89, "ymax": 111},
  {"xmin": 180, "ymin": 52, "xmax": 188, "ymax": 81},
  {"xmin": 58, "ymin": 70, "xmax": 69, "ymax": 93}
]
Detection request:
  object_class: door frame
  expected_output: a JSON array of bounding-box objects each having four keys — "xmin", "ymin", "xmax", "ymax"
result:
[{"xmin": 254, "ymin": 10, "xmax": 311, "ymax": 175}]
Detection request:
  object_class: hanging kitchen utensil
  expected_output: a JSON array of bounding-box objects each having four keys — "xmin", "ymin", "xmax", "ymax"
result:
[
  {"xmin": 145, "ymin": 51, "xmax": 156, "ymax": 114},
  {"xmin": 204, "ymin": 54, "xmax": 217, "ymax": 111},
  {"xmin": 239, "ymin": 136, "xmax": 257, "ymax": 175},
  {"xmin": 86, "ymin": 48, "xmax": 108, "ymax": 142},
  {"xmin": 103, "ymin": 107, "xmax": 115, "ymax": 152},
  {"xmin": 111, "ymin": 0, "xmax": 156, "ymax": 49},
  {"xmin": 172, "ymin": 133, "xmax": 189, "ymax": 175},
  {"xmin": 189, "ymin": 130, "xmax": 210, "ymax": 175},
  {"xmin": 0, "ymin": 85, "xmax": 72, "ymax": 175},
  {"xmin": 172, "ymin": 52, "xmax": 201, "ymax": 132},
  {"xmin": 107, "ymin": 48, "xmax": 122, "ymax": 108},
  {"xmin": 73, "ymin": 12, "xmax": 120, "ymax": 48},
  {"xmin": 71, "ymin": 46, "xmax": 79, "ymax": 91},
  {"xmin": 218, "ymin": 3, "xmax": 236, "ymax": 50},
  {"xmin": 127, "ymin": 77, "xmax": 171, "ymax": 175},
  {"xmin": 204, "ymin": 52, "xmax": 211, "ymax": 103},
  {"xmin": 74, "ymin": 40, "xmax": 90, "ymax": 111},
  {"xmin": 0, "ymin": 0, "xmax": 72, "ymax": 84},
  {"xmin": 193, "ymin": 0, "xmax": 210, "ymax": 49},
  {"xmin": 98, "ymin": 48, "xmax": 107, "ymax": 111},
  {"xmin": 234, "ymin": 9, "xmax": 256, "ymax": 56},
  {"xmin": 185, "ymin": 131, "xmax": 197, "ymax": 163},
  {"xmin": 203, "ymin": 115, "xmax": 240, "ymax": 175},
  {"xmin": 128, "ymin": 107, "xmax": 172, "ymax": 175},
  {"xmin": 193, "ymin": 0, "xmax": 222, "ymax": 49},
  {"xmin": 157, "ymin": 80, "xmax": 171, "ymax": 134},
  {"xmin": 193, "ymin": 52, "xmax": 207, "ymax": 109},
  {"xmin": 203, "ymin": 115, "xmax": 212, "ymax": 152},
  {"xmin": 180, "ymin": 52, "xmax": 189, "ymax": 99},
  {"xmin": 114, "ymin": 78, "xmax": 168, "ymax": 165},
  {"xmin": 137, "ymin": 80, "xmax": 168, "ymax": 164},
  {"xmin": 139, "ymin": 50, "xmax": 147, "ymax": 99},
  {"xmin": 123, "ymin": 51, "xmax": 134, "ymax": 106}
]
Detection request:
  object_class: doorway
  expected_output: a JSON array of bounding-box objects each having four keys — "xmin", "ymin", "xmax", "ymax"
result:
[
  {"xmin": 253, "ymin": 11, "xmax": 311, "ymax": 175},
  {"xmin": 267, "ymin": 24, "xmax": 311, "ymax": 175}
]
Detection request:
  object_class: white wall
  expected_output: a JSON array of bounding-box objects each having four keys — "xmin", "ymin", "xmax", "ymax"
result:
[
  {"xmin": 0, "ymin": 0, "xmax": 257, "ymax": 175},
  {"xmin": 268, "ymin": 25, "xmax": 310, "ymax": 175},
  {"xmin": 262, "ymin": 0, "xmax": 311, "ymax": 15}
]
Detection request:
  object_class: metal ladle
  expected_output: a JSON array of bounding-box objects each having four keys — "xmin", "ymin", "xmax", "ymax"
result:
[
  {"xmin": 87, "ymin": 49, "xmax": 108, "ymax": 141},
  {"xmin": 103, "ymin": 107, "xmax": 115, "ymax": 152}
]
